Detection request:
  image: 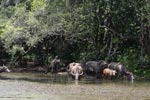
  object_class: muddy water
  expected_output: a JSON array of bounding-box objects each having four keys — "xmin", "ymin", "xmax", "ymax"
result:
[{"xmin": 0, "ymin": 73, "xmax": 150, "ymax": 100}]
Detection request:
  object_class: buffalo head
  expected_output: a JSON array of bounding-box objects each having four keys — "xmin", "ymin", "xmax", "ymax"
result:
[
  {"xmin": 68, "ymin": 62, "xmax": 83, "ymax": 80},
  {"xmin": 126, "ymin": 72, "xmax": 134, "ymax": 81}
]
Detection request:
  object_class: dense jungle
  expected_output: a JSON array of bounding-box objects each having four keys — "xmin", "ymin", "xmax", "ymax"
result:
[{"xmin": 0, "ymin": 0, "xmax": 150, "ymax": 78}]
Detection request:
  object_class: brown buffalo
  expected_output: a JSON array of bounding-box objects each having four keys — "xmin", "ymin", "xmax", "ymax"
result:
[{"xmin": 103, "ymin": 68, "xmax": 117, "ymax": 79}]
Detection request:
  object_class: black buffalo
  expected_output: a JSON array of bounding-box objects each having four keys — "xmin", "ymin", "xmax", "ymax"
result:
[
  {"xmin": 84, "ymin": 60, "xmax": 107, "ymax": 78},
  {"xmin": 108, "ymin": 62, "xmax": 134, "ymax": 81}
]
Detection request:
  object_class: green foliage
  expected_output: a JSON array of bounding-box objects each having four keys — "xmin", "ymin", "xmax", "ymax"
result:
[
  {"xmin": 31, "ymin": 0, "xmax": 46, "ymax": 11},
  {"xmin": 0, "ymin": 0, "xmax": 150, "ymax": 77}
]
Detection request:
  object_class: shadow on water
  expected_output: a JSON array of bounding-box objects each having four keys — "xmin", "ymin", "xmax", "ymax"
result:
[
  {"xmin": 0, "ymin": 72, "xmax": 71, "ymax": 84},
  {"xmin": 0, "ymin": 73, "xmax": 103, "ymax": 85}
]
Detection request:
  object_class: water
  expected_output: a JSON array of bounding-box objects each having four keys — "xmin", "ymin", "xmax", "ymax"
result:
[{"xmin": 0, "ymin": 72, "xmax": 150, "ymax": 100}]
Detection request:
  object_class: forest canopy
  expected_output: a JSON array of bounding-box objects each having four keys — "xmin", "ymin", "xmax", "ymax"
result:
[{"xmin": 0, "ymin": 0, "xmax": 150, "ymax": 77}]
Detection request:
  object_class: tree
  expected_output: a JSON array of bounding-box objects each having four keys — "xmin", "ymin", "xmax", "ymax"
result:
[{"xmin": 0, "ymin": 0, "xmax": 150, "ymax": 77}]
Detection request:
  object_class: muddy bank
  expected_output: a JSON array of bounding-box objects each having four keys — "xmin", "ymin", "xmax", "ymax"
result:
[
  {"xmin": 9, "ymin": 66, "xmax": 47, "ymax": 73},
  {"xmin": 9, "ymin": 64, "xmax": 67, "ymax": 73}
]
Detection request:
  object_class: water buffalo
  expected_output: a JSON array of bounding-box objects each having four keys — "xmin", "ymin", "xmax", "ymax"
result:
[
  {"xmin": 0, "ymin": 65, "xmax": 10, "ymax": 73},
  {"xmin": 67, "ymin": 62, "xmax": 83, "ymax": 80},
  {"xmin": 45, "ymin": 56, "xmax": 61, "ymax": 73},
  {"xmin": 103, "ymin": 68, "xmax": 117, "ymax": 79},
  {"xmin": 84, "ymin": 60, "xmax": 107, "ymax": 78},
  {"xmin": 108, "ymin": 62, "xmax": 134, "ymax": 81}
]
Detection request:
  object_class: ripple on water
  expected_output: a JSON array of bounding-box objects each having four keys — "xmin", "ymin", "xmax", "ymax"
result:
[{"xmin": 0, "ymin": 73, "xmax": 150, "ymax": 100}]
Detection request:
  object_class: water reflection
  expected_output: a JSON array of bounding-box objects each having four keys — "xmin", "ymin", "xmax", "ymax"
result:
[
  {"xmin": 0, "ymin": 72, "xmax": 137, "ymax": 85},
  {"xmin": 0, "ymin": 73, "xmax": 150, "ymax": 100},
  {"xmin": 0, "ymin": 72, "xmax": 70, "ymax": 84}
]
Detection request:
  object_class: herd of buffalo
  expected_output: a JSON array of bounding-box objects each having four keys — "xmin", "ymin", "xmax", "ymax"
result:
[
  {"xmin": 0, "ymin": 56, "xmax": 134, "ymax": 82},
  {"xmin": 46, "ymin": 56, "xmax": 134, "ymax": 81}
]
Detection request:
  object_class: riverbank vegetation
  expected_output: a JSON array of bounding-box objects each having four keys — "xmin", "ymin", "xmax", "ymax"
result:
[{"xmin": 0, "ymin": 0, "xmax": 150, "ymax": 77}]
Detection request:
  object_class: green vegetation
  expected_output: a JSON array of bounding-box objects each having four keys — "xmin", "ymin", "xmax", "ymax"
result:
[{"xmin": 0, "ymin": 0, "xmax": 150, "ymax": 77}]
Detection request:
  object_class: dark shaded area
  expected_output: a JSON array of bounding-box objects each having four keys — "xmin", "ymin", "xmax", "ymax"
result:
[
  {"xmin": 0, "ymin": 74, "xmax": 69, "ymax": 84},
  {"xmin": 0, "ymin": 0, "xmax": 150, "ymax": 78}
]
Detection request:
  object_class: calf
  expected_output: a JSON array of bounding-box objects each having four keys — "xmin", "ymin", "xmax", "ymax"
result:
[{"xmin": 103, "ymin": 68, "xmax": 117, "ymax": 79}]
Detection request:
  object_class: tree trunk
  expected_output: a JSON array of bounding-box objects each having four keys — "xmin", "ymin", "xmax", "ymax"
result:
[{"xmin": 142, "ymin": 25, "xmax": 150, "ymax": 55}]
